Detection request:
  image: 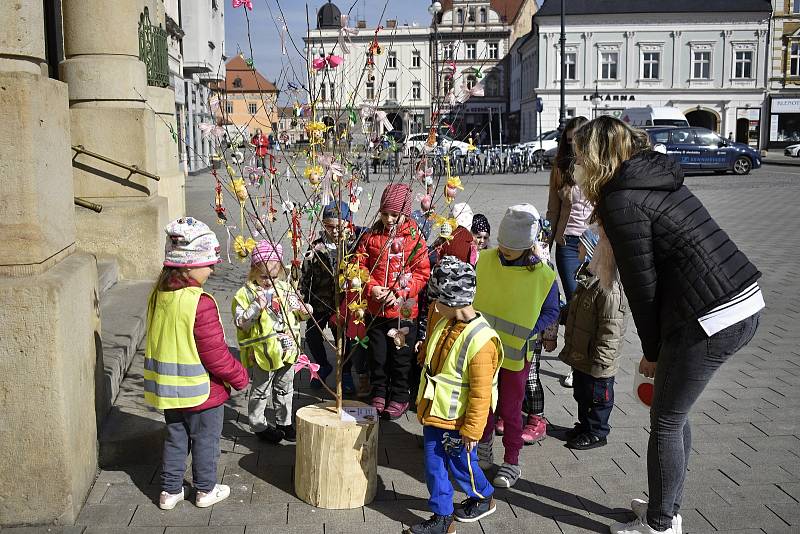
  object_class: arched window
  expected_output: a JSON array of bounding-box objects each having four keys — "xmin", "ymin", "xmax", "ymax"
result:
[
  {"xmin": 479, "ymin": 8, "xmax": 487, "ymax": 23},
  {"xmin": 233, "ymin": 77, "xmax": 242, "ymax": 88},
  {"xmin": 468, "ymin": 8, "xmax": 475, "ymax": 22},
  {"xmin": 443, "ymin": 75, "xmax": 453, "ymax": 96},
  {"xmin": 466, "ymin": 75, "xmax": 477, "ymax": 90},
  {"xmin": 457, "ymin": 9, "xmax": 463, "ymax": 24},
  {"xmin": 486, "ymin": 74, "xmax": 499, "ymax": 96}
]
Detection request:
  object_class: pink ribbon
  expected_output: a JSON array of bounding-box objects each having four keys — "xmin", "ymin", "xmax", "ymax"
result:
[
  {"xmin": 293, "ymin": 354, "xmax": 320, "ymax": 380},
  {"xmin": 199, "ymin": 123, "xmax": 225, "ymax": 139},
  {"xmin": 232, "ymin": 0, "xmax": 253, "ymax": 10}
]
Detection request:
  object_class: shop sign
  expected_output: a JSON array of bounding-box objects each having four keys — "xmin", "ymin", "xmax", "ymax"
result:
[
  {"xmin": 770, "ymin": 98, "xmax": 800, "ymax": 113},
  {"xmin": 736, "ymin": 108, "xmax": 760, "ymax": 120},
  {"xmin": 582, "ymin": 94, "xmax": 636, "ymax": 102}
]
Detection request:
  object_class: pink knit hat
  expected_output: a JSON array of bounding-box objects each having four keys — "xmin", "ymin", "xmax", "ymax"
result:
[
  {"xmin": 251, "ymin": 240, "xmax": 283, "ymax": 266},
  {"xmin": 380, "ymin": 183, "xmax": 412, "ymax": 216}
]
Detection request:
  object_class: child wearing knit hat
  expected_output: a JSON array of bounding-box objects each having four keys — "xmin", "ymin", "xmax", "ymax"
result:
[
  {"xmin": 472, "ymin": 204, "xmax": 561, "ymax": 488},
  {"xmin": 146, "ymin": 217, "xmax": 250, "ymax": 510},
  {"xmin": 356, "ymin": 183, "xmax": 431, "ymax": 420},
  {"xmin": 232, "ymin": 240, "xmax": 312, "ymax": 444},
  {"xmin": 471, "ymin": 214, "xmax": 491, "ymax": 251}
]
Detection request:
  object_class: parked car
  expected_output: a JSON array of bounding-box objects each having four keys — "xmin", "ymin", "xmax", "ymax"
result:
[
  {"xmin": 404, "ymin": 133, "xmax": 471, "ymax": 157},
  {"xmin": 622, "ymin": 106, "xmax": 689, "ymax": 128},
  {"xmin": 521, "ymin": 129, "xmax": 560, "ymax": 161},
  {"xmin": 647, "ymin": 127, "xmax": 761, "ymax": 175},
  {"xmin": 784, "ymin": 144, "xmax": 800, "ymax": 157}
]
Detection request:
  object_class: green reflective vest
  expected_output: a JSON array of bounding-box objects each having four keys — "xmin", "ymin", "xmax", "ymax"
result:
[
  {"xmin": 144, "ymin": 286, "xmax": 211, "ymax": 410},
  {"xmin": 232, "ymin": 281, "xmax": 300, "ymax": 372},
  {"xmin": 416, "ymin": 315, "xmax": 504, "ymax": 421},
  {"xmin": 473, "ymin": 249, "xmax": 556, "ymax": 371}
]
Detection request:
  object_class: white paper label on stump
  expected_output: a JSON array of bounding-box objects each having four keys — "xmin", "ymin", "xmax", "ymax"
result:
[{"xmin": 341, "ymin": 407, "xmax": 378, "ymax": 423}]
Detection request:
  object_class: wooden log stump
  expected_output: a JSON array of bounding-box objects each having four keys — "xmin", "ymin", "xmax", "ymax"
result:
[{"xmin": 294, "ymin": 400, "xmax": 379, "ymax": 509}]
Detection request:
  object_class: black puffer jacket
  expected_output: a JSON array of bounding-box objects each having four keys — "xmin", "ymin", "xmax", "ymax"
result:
[{"xmin": 597, "ymin": 151, "xmax": 761, "ymax": 361}]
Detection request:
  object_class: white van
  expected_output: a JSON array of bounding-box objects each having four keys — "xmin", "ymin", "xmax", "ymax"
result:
[{"xmin": 621, "ymin": 106, "xmax": 689, "ymax": 128}]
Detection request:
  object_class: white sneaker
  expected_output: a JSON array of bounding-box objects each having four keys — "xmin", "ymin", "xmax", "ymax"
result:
[
  {"xmin": 477, "ymin": 439, "xmax": 494, "ymax": 470},
  {"xmin": 561, "ymin": 371, "xmax": 574, "ymax": 388},
  {"xmin": 493, "ymin": 462, "xmax": 522, "ymax": 488},
  {"xmin": 631, "ymin": 499, "xmax": 682, "ymax": 534},
  {"xmin": 195, "ymin": 484, "xmax": 230, "ymax": 508},
  {"xmin": 158, "ymin": 488, "xmax": 184, "ymax": 510},
  {"xmin": 609, "ymin": 517, "xmax": 675, "ymax": 534}
]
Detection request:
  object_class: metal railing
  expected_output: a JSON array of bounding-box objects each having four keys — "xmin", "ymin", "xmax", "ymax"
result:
[
  {"xmin": 74, "ymin": 197, "xmax": 102, "ymax": 212},
  {"xmin": 71, "ymin": 145, "xmax": 160, "ymax": 181},
  {"xmin": 138, "ymin": 7, "xmax": 168, "ymax": 88}
]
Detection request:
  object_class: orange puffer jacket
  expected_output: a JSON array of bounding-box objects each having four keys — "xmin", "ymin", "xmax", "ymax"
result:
[{"xmin": 416, "ymin": 318, "xmax": 500, "ymax": 441}]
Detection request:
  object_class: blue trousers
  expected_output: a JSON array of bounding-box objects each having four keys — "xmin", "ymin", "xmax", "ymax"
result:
[
  {"xmin": 423, "ymin": 426, "xmax": 494, "ymax": 516},
  {"xmin": 572, "ymin": 370, "xmax": 614, "ymax": 438},
  {"xmin": 555, "ymin": 235, "xmax": 582, "ymax": 301},
  {"xmin": 162, "ymin": 404, "xmax": 224, "ymax": 493}
]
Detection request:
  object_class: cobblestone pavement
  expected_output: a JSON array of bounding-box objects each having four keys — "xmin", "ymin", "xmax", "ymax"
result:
[{"xmin": 6, "ymin": 166, "xmax": 798, "ymax": 534}]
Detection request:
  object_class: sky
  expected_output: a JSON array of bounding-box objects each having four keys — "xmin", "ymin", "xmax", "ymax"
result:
[{"xmin": 224, "ymin": 0, "xmax": 433, "ymax": 88}]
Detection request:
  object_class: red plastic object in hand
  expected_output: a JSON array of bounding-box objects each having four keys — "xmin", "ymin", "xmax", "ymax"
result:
[{"xmin": 637, "ymin": 383, "xmax": 654, "ymax": 407}]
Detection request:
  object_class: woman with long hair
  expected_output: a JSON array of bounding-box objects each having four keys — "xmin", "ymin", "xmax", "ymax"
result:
[
  {"xmin": 573, "ymin": 116, "xmax": 763, "ymax": 534},
  {"xmin": 546, "ymin": 116, "xmax": 589, "ymax": 388}
]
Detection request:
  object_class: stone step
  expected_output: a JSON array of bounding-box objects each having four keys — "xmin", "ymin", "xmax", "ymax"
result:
[
  {"xmin": 96, "ymin": 280, "xmax": 152, "ymax": 427},
  {"xmin": 98, "ymin": 349, "xmax": 163, "ymax": 468},
  {"xmin": 97, "ymin": 259, "xmax": 119, "ymax": 297}
]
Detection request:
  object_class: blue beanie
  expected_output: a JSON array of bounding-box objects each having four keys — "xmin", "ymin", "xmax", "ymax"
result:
[
  {"xmin": 579, "ymin": 227, "xmax": 600, "ymax": 261},
  {"xmin": 322, "ymin": 200, "xmax": 351, "ymax": 221}
]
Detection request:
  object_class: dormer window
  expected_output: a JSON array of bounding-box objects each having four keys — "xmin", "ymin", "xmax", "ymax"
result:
[
  {"xmin": 480, "ymin": 8, "xmax": 487, "ymax": 23},
  {"xmin": 233, "ymin": 77, "xmax": 242, "ymax": 88}
]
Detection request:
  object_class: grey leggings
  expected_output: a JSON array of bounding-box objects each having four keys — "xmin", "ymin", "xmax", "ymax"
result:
[{"xmin": 647, "ymin": 312, "xmax": 760, "ymax": 530}]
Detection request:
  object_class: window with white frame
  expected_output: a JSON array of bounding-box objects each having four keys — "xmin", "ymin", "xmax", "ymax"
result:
[
  {"xmin": 794, "ymin": 0, "xmax": 800, "ymax": 14},
  {"xmin": 791, "ymin": 42, "xmax": 800, "ymax": 77},
  {"xmin": 466, "ymin": 75, "xmax": 477, "ymax": 89},
  {"xmin": 480, "ymin": 8, "xmax": 487, "ymax": 23},
  {"xmin": 486, "ymin": 74, "xmax": 499, "ymax": 96},
  {"xmin": 329, "ymin": 82, "xmax": 335, "ymax": 101},
  {"xmin": 466, "ymin": 43, "xmax": 476, "ymax": 60},
  {"xmin": 366, "ymin": 81, "xmax": 374, "ymax": 99},
  {"xmin": 248, "ymin": 103, "xmax": 257, "ymax": 114},
  {"xmin": 457, "ymin": 9, "xmax": 463, "ymax": 24},
  {"xmin": 387, "ymin": 51, "xmax": 397, "ymax": 69},
  {"xmin": 734, "ymin": 50, "xmax": 753, "ymax": 79},
  {"xmin": 412, "ymin": 51, "xmax": 421, "ymax": 68},
  {"xmin": 443, "ymin": 75, "xmax": 453, "ymax": 95},
  {"xmin": 225, "ymin": 101, "xmax": 234, "ymax": 114},
  {"xmin": 443, "ymin": 42, "xmax": 453, "ymax": 59},
  {"xmin": 488, "ymin": 42, "xmax": 499, "ymax": 59},
  {"xmin": 558, "ymin": 51, "xmax": 577, "ymax": 80},
  {"xmin": 600, "ymin": 51, "xmax": 619, "ymax": 80},
  {"xmin": 388, "ymin": 81, "xmax": 397, "ymax": 100},
  {"xmin": 468, "ymin": 8, "xmax": 475, "ymax": 22},
  {"xmin": 692, "ymin": 49, "xmax": 712, "ymax": 79},
  {"xmin": 320, "ymin": 83, "xmax": 326, "ymax": 101},
  {"xmin": 642, "ymin": 51, "xmax": 660, "ymax": 79},
  {"xmin": 412, "ymin": 81, "xmax": 421, "ymax": 100}
]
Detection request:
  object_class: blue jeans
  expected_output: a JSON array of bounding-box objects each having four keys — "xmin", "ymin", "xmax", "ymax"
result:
[
  {"xmin": 647, "ymin": 312, "xmax": 760, "ymax": 530},
  {"xmin": 572, "ymin": 370, "xmax": 614, "ymax": 438},
  {"xmin": 161, "ymin": 404, "xmax": 224, "ymax": 493},
  {"xmin": 555, "ymin": 236, "xmax": 581, "ymax": 301},
  {"xmin": 423, "ymin": 426, "xmax": 494, "ymax": 516}
]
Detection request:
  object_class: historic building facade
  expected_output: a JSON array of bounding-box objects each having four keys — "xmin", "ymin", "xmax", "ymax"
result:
[
  {"xmin": 767, "ymin": 0, "xmax": 800, "ymax": 149},
  {"xmin": 527, "ymin": 1, "xmax": 770, "ymax": 146}
]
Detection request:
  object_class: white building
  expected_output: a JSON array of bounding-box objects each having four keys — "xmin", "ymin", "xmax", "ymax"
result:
[
  {"xmin": 526, "ymin": 0, "xmax": 771, "ymax": 146},
  {"xmin": 181, "ymin": 0, "xmax": 226, "ymax": 172}
]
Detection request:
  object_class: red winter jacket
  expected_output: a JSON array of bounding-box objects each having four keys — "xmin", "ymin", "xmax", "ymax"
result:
[
  {"xmin": 170, "ymin": 278, "xmax": 250, "ymax": 411},
  {"xmin": 356, "ymin": 218, "xmax": 431, "ymax": 319}
]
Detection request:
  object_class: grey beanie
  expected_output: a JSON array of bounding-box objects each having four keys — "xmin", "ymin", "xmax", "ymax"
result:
[
  {"xmin": 497, "ymin": 204, "xmax": 540, "ymax": 250},
  {"xmin": 428, "ymin": 256, "xmax": 477, "ymax": 308}
]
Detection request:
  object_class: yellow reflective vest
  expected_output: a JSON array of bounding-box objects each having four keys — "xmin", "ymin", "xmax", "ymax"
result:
[
  {"xmin": 473, "ymin": 249, "xmax": 556, "ymax": 371},
  {"xmin": 417, "ymin": 315, "xmax": 504, "ymax": 421},
  {"xmin": 144, "ymin": 287, "xmax": 211, "ymax": 410},
  {"xmin": 232, "ymin": 281, "xmax": 300, "ymax": 372}
]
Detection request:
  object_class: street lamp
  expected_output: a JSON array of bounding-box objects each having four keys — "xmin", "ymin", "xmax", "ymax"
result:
[
  {"xmin": 428, "ymin": 2, "xmax": 442, "ymax": 117},
  {"xmin": 590, "ymin": 83, "xmax": 601, "ymax": 118},
  {"xmin": 558, "ymin": 0, "xmax": 566, "ymax": 133}
]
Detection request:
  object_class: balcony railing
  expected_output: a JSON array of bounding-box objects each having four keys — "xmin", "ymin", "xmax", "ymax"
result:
[{"xmin": 138, "ymin": 7, "xmax": 169, "ymax": 88}]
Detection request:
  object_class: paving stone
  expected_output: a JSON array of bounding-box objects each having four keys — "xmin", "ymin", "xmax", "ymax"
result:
[
  {"xmin": 208, "ymin": 503, "xmax": 287, "ymax": 526},
  {"xmin": 75, "ymin": 504, "xmax": 137, "ymax": 527},
  {"xmin": 719, "ymin": 465, "xmax": 797, "ymax": 485},
  {"xmin": 754, "ymin": 420, "xmax": 800, "ymax": 436},
  {"xmin": 0, "ymin": 529, "xmax": 86, "ymax": 534},
  {"xmin": 129, "ymin": 501, "xmax": 212, "ymax": 527},
  {"xmin": 164, "ymin": 528, "xmax": 244, "ymax": 534},
  {"xmin": 83, "ymin": 529, "xmax": 165, "ymax": 534},
  {"xmin": 777, "ymin": 482, "xmax": 800, "ymax": 501},
  {"xmin": 479, "ymin": 506, "xmax": 562, "ymax": 533},
  {"xmin": 712, "ymin": 484, "xmax": 798, "ymax": 506},
  {"xmin": 555, "ymin": 512, "xmax": 632, "ymax": 533},
  {"xmin": 287, "ymin": 502, "xmax": 364, "ymax": 526},
  {"xmin": 696, "ymin": 504, "xmax": 789, "ymax": 530},
  {"xmin": 766, "ymin": 503, "xmax": 800, "ymax": 525},
  {"xmin": 100, "ymin": 483, "xmax": 161, "ymax": 505}
]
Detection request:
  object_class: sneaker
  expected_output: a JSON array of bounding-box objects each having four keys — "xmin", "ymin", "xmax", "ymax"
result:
[
  {"xmin": 355, "ymin": 373, "xmax": 371, "ymax": 398},
  {"xmin": 454, "ymin": 496, "xmax": 496, "ymax": 523},
  {"xmin": 495, "ymin": 417, "xmax": 504, "ymax": 436},
  {"xmin": 493, "ymin": 462, "xmax": 522, "ymax": 488},
  {"xmin": 195, "ymin": 484, "xmax": 230, "ymax": 508},
  {"xmin": 371, "ymin": 396, "xmax": 386, "ymax": 414},
  {"xmin": 255, "ymin": 426, "xmax": 284, "ymax": 444},
  {"xmin": 560, "ymin": 371, "xmax": 574, "ymax": 388},
  {"xmin": 566, "ymin": 432, "xmax": 607, "ymax": 450},
  {"xmin": 631, "ymin": 499, "xmax": 682, "ymax": 534},
  {"xmin": 521, "ymin": 414, "xmax": 547, "ymax": 444},
  {"xmin": 276, "ymin": 424, "xmax": 296, "ymax": 443},
  {"xmin": 383, "ymin": 401, "xmax": 409, "ymax": 420},
  {"xmin": 158, "ymin": 488, "xmax": 184, "ymax": 510},
  {"xmin": 404, "ymin": 513, "xmax": 456, "ymax": 534},
  {"xmin": 609, "ymin": 516, "xmax": 675, "ymax": 534},
  {"xmin": 564, "ymin": 423, "xmax": 584, "ymax": 441},
  {"xmin": 342, "ymin": 373, "xmax": 356, "ymax": 395},
  {"xmin": 477, "ymin": 439, "xmax": 494, "ymax": 470}
]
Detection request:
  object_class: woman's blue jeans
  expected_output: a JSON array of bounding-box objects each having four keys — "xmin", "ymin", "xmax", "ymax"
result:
[{"xmin": 555, "ymin": 235, "xmax": 582, "ymax": 301}]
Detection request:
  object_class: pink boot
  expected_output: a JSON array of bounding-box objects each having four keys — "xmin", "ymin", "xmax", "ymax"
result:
[
  {"xmin": 521, "ymin": 415, "xmax": 547, "ymax": 444},
  {"xmin": 495, "ymin": 417, "xmax": 504, "ymax": 436},
  {"xmin": 371, "ymin": 397, "xmax": 386, "ymax": 414}
]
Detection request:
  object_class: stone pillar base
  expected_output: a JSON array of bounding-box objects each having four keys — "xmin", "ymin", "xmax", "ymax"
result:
[
  {"xmin": 159, "ymin": 171, "xmax": 186, "ymax": 220},
  {"xmin": 75, "ymin": 195, "xmax": 169, "ymax": 280},
  {"xmin": 0, "ymin": 252, "xmax": 99, "ymax": 526}
]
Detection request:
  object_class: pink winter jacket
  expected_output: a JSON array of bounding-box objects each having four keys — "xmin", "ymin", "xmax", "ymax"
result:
[{"xmin": 175, "ymin": 278, "xmax": 249, "ymax": 412}]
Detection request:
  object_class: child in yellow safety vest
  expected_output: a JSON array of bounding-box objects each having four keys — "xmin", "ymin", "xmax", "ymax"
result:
[
  {"xmin": 145, "ymin": 217, "xmax": 250, "ymax": 511},
  {"xmin": 406, "ymin": 257, "xmax": 502, "ymax": 534},
  {"xmin": 473, "ymin": 204, "xmax": 560, "ymax": 489},
  {"xmin": 233, "ymin": 240, "xmax": 312, "ymax": 444}
]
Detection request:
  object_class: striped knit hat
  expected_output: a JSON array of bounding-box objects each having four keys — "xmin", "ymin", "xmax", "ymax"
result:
[{"xmin": 380, "ymin": 183, "xmax": 412, "ymax": 216}]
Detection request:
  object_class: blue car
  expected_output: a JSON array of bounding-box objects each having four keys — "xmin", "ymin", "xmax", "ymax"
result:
[{"xmin": 647, "ymin": 127, "xmax": 761, "ymax": 175}]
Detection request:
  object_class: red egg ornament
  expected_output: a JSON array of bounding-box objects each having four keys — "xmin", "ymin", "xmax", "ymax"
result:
[{"xmin": 391, "ymin": 239, "xmax": 403, "ymax": 254}]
